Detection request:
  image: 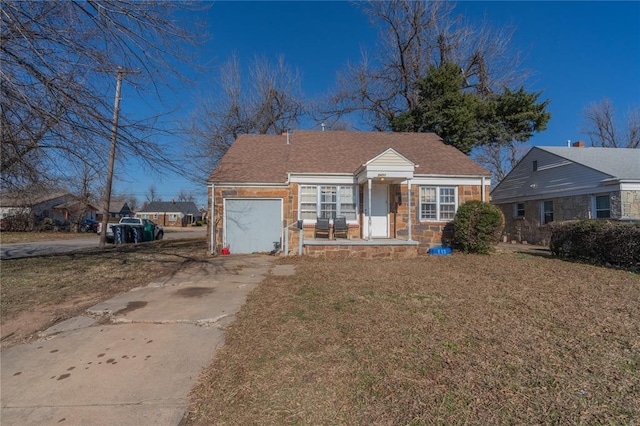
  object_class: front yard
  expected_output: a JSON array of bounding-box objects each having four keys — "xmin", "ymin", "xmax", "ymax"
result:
[{"xmin": 186, "ymin": 250, "xmax": 639, "ymax": 425}]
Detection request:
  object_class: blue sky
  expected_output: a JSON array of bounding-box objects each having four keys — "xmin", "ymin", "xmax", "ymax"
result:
[{"xmin": 114, "ymin": 1, "xmax": 640, "ymax": 208}]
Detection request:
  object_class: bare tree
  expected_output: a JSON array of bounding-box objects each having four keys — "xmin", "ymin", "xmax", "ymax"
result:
[
  {"xmin": 186, "ymin": 54, "xmax": 305, "ymax": 176},
  {"xmin": 583, "ymin": 99, "xmax": 640, "ymax": 148},
  {"xmin": 316, "ymin": 0, "xmax": 525, "ymax": 130},
  {"xmin": 177, "ymin": 189, "xmax": 196, "ymax": 203},
  {"xmin": 1, "ymin": 1, "xmax": 206, "ymax": 192},
  {"xmin": 146, "ymin": 186, "xmax": 160, "ymax": 203},
  {"xmin": 474, "ymin": 143, "xmax": 529, "ymax": 184}
]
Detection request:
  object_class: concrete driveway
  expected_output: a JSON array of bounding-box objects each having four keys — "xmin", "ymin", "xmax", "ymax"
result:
[{"xmin": 1, "ymin": 254, "xmax": 294, "ymax": 425}]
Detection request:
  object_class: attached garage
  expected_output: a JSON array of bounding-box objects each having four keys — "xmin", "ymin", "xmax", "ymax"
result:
[{"xmin": 224, "ymin": 198, "xmax": 282, "ymax": 254}]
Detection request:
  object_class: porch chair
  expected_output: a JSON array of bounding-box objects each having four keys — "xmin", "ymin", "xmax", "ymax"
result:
[
  {"xmin": 333, "ymin": 216, "xmax": 349, "ymax": 239},
  {"xmin": 315, "ymin": 217, "xmax": 331, "ymax": 239}
]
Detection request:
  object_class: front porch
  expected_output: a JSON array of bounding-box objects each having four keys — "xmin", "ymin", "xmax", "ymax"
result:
[{"xmin": 303, "ymin": 238, "xmax": 419, "ymax": 259}]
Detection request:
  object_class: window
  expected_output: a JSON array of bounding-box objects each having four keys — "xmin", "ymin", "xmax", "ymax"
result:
[
  {"xmin": 542, "ymin": 200, "xmax": 553, "ymax": 225},
  {"xmin": 594, "ymin": 195, "xmax": 611, "ymax": 218},
  {"xmin": 420, "ymin": 186, "xmax": 457, "ymax": 221},
  {"xmin": 169, "ymin": 214, "xmax": 178, "ymax": 222},
  {"xmin": 153, "ymin": 213, "xmax": 158, "ymax": 220},
  {"xmin": 514, "ymin": 203, "xmax": 525, "ymax": 218},
  {"xmin": 533, "ymin": 160, "xmax": 538, "ymax": 171},
  {"xmin": 299, "ymin": 185, "xmax": 357, "ymax": 220}
]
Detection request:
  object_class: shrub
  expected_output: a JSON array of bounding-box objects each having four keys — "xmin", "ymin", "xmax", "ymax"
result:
[
  {"xmin": 452, "ymin": 200, "xmax": 505, "ymax": 254},
  {"xmin": 550, "ymin": 220, "xmax": 640, "ymax": 269}
]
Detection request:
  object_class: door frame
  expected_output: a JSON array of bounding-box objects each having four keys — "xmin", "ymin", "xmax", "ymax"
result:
[{"xmin": 363, "ymin": 184, "xmax": 389, "ymax": 239}]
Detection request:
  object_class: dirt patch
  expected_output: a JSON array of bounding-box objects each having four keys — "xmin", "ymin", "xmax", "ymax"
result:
[
  {"xmin": 186, "ymin": 251, "xmax": 639, "ymax": 425},
  {"xmin": 1, "ymin": 238, "xmax": 210, "ymax": 349}
]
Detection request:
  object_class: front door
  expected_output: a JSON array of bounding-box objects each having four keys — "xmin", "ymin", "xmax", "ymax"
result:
[{"xmin": 363, "ymin": 184, "xmax": 389, "ymax": 238}]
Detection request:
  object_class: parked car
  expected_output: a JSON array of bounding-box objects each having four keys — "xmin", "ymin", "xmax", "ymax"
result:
[{"xmin": 80, "ymin": 218, "xmax": 99, "ymax": 233}]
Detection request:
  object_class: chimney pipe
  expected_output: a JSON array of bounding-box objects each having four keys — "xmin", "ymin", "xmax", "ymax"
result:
[{"xmin": 572, "ymin": 141, "xmax": 585, "ymax": 148}]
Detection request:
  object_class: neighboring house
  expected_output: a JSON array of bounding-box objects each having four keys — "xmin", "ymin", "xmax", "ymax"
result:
[
  {"xmin": 52, "ymin": 200, "xmax": 98, "ymax": 222},
  {"xmin": 491, "ymin": 142, "xmax": 640, "ymax": 245},
  {"xmin": 96, "ymin": 201, "xmax": 133, "ymax": 221},
  {"xmin": 208, "ymin": 131, "xmax": 491, "ymax": 256},
  {"xmin": 0, "ymin": 192, "xmax": 74, "ymax": 223},
  {"xmin": 137, "ymin": 201, "xmax": 201, "ymax": 227}
]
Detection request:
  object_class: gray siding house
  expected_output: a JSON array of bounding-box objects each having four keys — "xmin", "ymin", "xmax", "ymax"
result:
[{"xmin": 491, "ymin": 144, "xmax": 640, "ymax": 245}]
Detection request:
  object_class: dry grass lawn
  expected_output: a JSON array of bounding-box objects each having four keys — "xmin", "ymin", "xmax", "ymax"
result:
[
  {"xmin": 1, "ymin": 238, "xmax": 210, "ymax": 347},
  {"xmin": 186, "ymin": 250, "xmax": 639, "ymax": 425}
]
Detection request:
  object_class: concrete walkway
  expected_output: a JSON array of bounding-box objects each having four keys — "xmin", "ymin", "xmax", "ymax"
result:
[{"xmin": 1, "ymin": 255, "xmax": 295, "ymax": 425}]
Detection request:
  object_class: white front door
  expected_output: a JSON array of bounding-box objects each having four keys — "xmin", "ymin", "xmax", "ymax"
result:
[{"xmin": 364, "ymin": 184, "xmax": 389, "ymax": 238}]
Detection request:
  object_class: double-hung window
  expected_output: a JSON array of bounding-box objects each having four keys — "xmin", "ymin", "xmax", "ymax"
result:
[
  {"xmin": 514, "ymin": 203, "xmax": 525, "ymax": 218},
  {"xmin": 300, "ymin": 185, "xmax": 357, "ymax": 220},
  {"xmin": 594, "ymin": 195, "xmax": 611, "ymax": 218},
  {"xmin": 419, "ymin": 186, "xmax": 457, "ymax": 221}
]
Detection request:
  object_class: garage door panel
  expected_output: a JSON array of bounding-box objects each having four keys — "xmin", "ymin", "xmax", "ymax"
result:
[{"xmin": 225, "ymin": 199, "xmax": 281, "ymax": 253}]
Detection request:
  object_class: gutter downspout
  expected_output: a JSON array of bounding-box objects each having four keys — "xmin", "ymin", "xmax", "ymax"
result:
[
  {"xmin": 481, "ymin": 177, "xmax": 486, "ymax": 202},
  {"xmin": 407, "ymin": 179, "xmax": 412, "ymax": 241},
  {"xmin": 367, "ymin": 178, "xmax": 372, "ymax": 240},
  {"xmin": 210, "ymin": 183, "xmax": 215, "ymax": 254}
]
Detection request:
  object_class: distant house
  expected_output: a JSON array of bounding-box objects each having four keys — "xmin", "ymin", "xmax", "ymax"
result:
[
  {"xmin": 208, "ymin": 131, "xmax": 491, "ymax": 256},
  {"xmin": 137, "ymin": 201, "xmax": 201, "ymax": 227},
  {"xmin": 0, "ymin": 192, "xmax": 73, "ymax": 222},
  {"xmin": 0, "ymin": 191, "xmax": 96, "ymax": 229},
  {"xmin": 96, "ymin": 201, "xmax": 133, "ymax": 222},
  {"xmin": 491, "ymin": 142, "xmax": 640, "ymax": 245}
]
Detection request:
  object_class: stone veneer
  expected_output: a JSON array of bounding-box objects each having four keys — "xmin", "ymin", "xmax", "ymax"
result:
[
  {"xmin": 305, "ymin": 243, "xmax": 417, "ymax": 259},
  {"xmin": 497, "ymin": 190, "xmax": 636, "ymax": 245},
  {"xmin": 209, "ymin": 182, "xmax": 487, "ymax": 254}
]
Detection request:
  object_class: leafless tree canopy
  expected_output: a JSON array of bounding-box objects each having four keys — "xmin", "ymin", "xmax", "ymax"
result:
[
  {"xmin": 1, "ymin": 1, "xmax": 205, "ymax": 192},
  {"xmin": 583, "ymin": 99, "xmax": 640, "ymax": 148},
  {"xmin": 186, "ymin": 54, "xmax": 305, "ymax": 176},
  {"xmin": 317, "ymin": 0, "xmax": 524, "ymax": 130}
]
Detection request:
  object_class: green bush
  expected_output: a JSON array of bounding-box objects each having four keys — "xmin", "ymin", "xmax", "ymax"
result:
[
  {"xmin": 452, "ymin": 200, "xmax": 505, "ymax": 254},
  {"xmin": 550, "ymin": 220, "xmax": 640, "ymax": 269}
]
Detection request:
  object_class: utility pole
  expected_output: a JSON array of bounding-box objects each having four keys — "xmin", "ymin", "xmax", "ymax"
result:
[{"xmin": 99, "ymin": 67, "xmax": 139, "ymax": 248}]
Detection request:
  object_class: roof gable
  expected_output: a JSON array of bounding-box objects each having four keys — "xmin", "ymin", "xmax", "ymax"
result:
[
  {"xmin": 209, "ymin": 131, "xmax": 489, "ymax": 183},
  {"xmin": 492, "ymin": 146, "xmax": 640, "ymax": 203}
]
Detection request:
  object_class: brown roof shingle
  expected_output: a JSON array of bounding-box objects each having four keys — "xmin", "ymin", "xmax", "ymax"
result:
[{"xmin": 208, "ymin": 131, "xmax": 489, "ymax": 183}]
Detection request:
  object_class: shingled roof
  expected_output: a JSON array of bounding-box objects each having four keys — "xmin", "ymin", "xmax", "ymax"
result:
[{"xmin": 209, "ymin": 131, "xmax": 489, "ymax": 183}]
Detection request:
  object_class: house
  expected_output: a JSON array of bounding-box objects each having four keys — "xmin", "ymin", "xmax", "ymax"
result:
[
  {"xmin": 96, "ymin": 201, "xmax": 133, "ymax": 222},
  {"xmin": 0, "ymin": 191, "xmax": 97, "ymax": 229},
  {"xmin": 137, "ymin": 201, "xmax": 202, "ymax": 227},
  {"xmin": 0, "ymin": 191, "xmax": 73, "ymax": 222},
  {"xmin": 208, "ymin": 131, "xmax": 491, "ymax": 257},
  {"xmin": 491, "ymin": 142, "xmax": 640, "ymax": 245}
]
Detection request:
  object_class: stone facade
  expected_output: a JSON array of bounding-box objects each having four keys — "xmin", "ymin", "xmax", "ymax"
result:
[
  {"xmin": 497, "ymin": 190, "xmax": 630, "ymax": 245},
  {"xmin": 210, "ymin": 182, "xmax": 486, "ymax": 254},
  {"xmin": 621, "ymin": 190, "xmax": 640, "ymax": 219},
  {"xmin": 305, "ymin": 243, "xmax": 417, "ymax": 259}
]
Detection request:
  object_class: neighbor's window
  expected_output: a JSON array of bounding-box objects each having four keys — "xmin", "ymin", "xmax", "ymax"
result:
[
  {"xmin": 153, "ymin": 213, "xmax": 158, "ymax": 220},
  {"xmin": 514, "ymin": 203, "xmax": 525, "ymax": 218},
  {"xmin": 542, "ymin": 200, "xmax": 554, "ymax": 224},
  {"xmin": 299, "ymin": 185, "xmax": 357, "ymax": 220},
  {"xmin": 169, "ymin": 214, "xmax": 178, "ymax": 222},
  {"xmin": 595, "ymin": 195, "xmax": 611, "ymax": 218},
  {"xmin": 420, "ymin": 186, "xmax": 457, "ymax": 221}
]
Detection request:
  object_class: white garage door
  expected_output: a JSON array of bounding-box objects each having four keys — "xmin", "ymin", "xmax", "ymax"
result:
[{"xmin": 224, "ymin": 199, "xmax": 282, "ymax": 254}]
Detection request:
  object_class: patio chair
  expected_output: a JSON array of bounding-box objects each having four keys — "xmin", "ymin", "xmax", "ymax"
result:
[
  {"xmin": 315, "ymin": 217, "xmax": 330, "ymax": 239},
  {"xmin": 333, "ymin": 216, "xmax": 349, "ymax": 239}
]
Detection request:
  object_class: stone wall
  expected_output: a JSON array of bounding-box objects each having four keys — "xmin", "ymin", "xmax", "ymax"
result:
[
  {"xmin": 621, "ymin": 190, "xmax": 640, "ymax": 219},
  {"xmin": 497, "ymin": 190, "xmax": 631, "ymax": 245}
]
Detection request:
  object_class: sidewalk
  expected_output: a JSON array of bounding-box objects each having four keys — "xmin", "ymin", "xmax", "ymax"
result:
[{"xmin": 1, "ymin": 255, "xmax": 295, "ymax": 425}]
